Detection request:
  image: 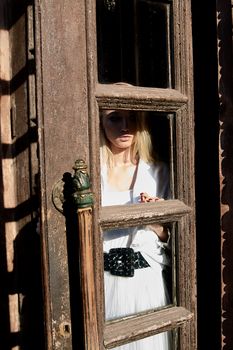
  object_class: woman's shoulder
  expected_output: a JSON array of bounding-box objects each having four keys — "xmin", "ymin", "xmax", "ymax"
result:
[
  {"xmin": 138, "ymin": 159, "xmax": 170, "ymax": 186},
  {"xmin": 135, "ymin": 159, "xmax": 170, "ymax": 198},
  {"xmin": 140, "ymin": 159, "xmax": 169, "ymax": 175}
]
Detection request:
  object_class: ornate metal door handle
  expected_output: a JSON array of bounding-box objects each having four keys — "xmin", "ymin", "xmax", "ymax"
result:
[{"xmin": 52, "ymin": 159, "xmax": 93, "ymax": 213}]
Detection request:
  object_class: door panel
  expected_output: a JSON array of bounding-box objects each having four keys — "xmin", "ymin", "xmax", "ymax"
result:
[{"xmin": 35, "ymin": 0, "xmax": 92, "ymax": 348}]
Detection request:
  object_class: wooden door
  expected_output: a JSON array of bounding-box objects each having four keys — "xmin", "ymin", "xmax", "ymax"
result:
[
  {"xmin": 0, "ymin": 0, "xmax": 196, "ymax": 349},
  {"xmin": 1, "ymin": 1, "xmax": 233, "ymax": 350},
  {"xmin": 35, "ymin": 0, "xmax": 196, "ymax": 349}
]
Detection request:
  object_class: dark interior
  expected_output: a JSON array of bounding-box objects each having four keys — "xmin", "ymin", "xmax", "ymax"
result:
[{"xmin": 192, "ymin": 1, "xmax": 221, "ymax": 349}]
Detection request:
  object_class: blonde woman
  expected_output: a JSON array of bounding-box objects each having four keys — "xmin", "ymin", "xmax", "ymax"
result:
[{"xmin": 100, "ymin": 108, "xmax": 172, "ymax": 350}]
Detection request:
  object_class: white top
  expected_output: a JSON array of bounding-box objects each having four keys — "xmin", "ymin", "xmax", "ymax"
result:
[
  {"xmin": 101, "ymin": 159, "xmax": 171, "ymax": 267},
  {"xmin": 101, "ymin": 159, "xmax": 172, "ymax": 349}
]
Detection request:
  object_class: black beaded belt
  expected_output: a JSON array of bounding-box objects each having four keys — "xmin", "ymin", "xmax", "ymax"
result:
[{"xmin": 104, "ymin": 247, "xmax": 150, "ymax": 277}]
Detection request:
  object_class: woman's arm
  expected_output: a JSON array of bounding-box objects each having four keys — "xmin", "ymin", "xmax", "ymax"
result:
[
  {"xmin": 147, "ymin": 224, "xmax": 169, "ymax": 242},
  {"xmin": 139, "ymin": 192, "xmax": 169, "ymax": 242}
]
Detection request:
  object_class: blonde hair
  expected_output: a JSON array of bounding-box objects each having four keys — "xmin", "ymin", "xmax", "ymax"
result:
[{"xmin": 100, "ymin": 110, "xmax": 155, "ymax": 168}]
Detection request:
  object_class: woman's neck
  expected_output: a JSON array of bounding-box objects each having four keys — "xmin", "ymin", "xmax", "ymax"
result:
[
  {"xmin": 110, "ymin": 147, "xmax": 137, "ymax": 167},
  {"xmin": 106, "ymin": 155, "xmax": 139, "ymax": 192}
]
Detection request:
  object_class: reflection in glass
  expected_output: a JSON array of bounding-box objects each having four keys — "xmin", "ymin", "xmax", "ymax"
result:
[
  {"xmin": 97, "ymin": 0, "xmax": 173, "ymax": 87},
  {"xmin": 100, "ymin": 108, "xmax": 174, "ymax": 349}
]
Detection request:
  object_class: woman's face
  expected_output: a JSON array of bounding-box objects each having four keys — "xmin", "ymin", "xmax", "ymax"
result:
[{"xmin": 102, "ymin": 110, "xmax": 137, "ymax": 151}]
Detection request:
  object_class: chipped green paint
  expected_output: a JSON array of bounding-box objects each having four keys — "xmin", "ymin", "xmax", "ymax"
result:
[{"xmin": 72, "ymin": 159, "xmax": 94, "ymax": 208}]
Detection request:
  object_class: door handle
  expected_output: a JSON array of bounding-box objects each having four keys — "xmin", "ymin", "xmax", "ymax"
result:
[{"xmin": 52, "ymin": 159, "xmax": 93, "ymax": 213}]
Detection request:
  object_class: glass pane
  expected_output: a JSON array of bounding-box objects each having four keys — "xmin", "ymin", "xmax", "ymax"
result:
[
  {"xmin": 103, "ymin": 224, "xmax": 173, "ymax": 321},
  {"xmin": 111, "ymin": 330, "xmax": 173, "ymax": 349},
  {"xmin": 99, "ymin": 109, "xmax": 175, "ymax": 199},
  {"xmin": 99, "ymin": 108, "xmax": 177, "ymax": 317},
  {"xmin": 96, "ymin": 0, "xmax": 173, "ymax": 87}
]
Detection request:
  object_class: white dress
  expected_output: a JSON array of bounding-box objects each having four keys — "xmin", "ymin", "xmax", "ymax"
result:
[{"xmin": 101, "ymin": 160, "xmax": 172, "ymax": 350}]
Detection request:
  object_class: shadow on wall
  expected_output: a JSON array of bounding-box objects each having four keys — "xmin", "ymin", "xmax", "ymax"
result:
[
  {"xmin": 10, "ymin": 220, "xmax": 44, "ymax": 350},
  {"xmin": 0, "ymin": 175, "xmax": 45, "ymax": 350},
  {"xmin": 0, "ymin": 0, "xmax": 45, "ymax": 348}
]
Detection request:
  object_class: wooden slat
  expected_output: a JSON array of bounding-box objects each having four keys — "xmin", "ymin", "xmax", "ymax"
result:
[
  {"xmin": 100, "ymin": 199, "xmax": 191, "ymax": 229},
  {"xmin": 104, "ymin": 306, "xmax": 193, "ymax": 348},
  {"xmin": 77, "ymin": 208, "xmax": 100, "ymax": 349},
  {"xmin": 96, "ymin": 83, "xmax": 188, "ymax": 112}
]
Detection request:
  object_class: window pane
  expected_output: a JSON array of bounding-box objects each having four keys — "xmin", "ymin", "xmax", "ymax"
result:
[
  {"xmin": 97, "ymin": 0, "xmax": 173, "ymax": 87},
  {"xmin": 99, "ymin": 108, "xmax": 177, "ymax": 308},
  {"xmin": 110, "ymin": 329, "xmax": 173, "ymax": 349},
  {"xmin": 103, "ymin": 224, "xmax": 173, "ymax": 321},
  {"xmin": 99, "ymin": 107, "xmax": 180, "ymax": 349},
  {"xmin": 147, "ymin": 112, "xmax": 175, "ymax": 199},
  {"xmin": 99, "ymin": 109, "xmax": 175, "ymax": 199}
]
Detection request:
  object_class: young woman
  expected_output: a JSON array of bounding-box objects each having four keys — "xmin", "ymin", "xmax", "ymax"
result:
[{"xmin": 100, "ymin": 108, "xmax": 172, "ymax": 350}]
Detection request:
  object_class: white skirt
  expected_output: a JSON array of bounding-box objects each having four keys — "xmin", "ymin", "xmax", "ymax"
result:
[{"xmin": 104, "ymin": 263, "xmax": 172, "ymax": 350}]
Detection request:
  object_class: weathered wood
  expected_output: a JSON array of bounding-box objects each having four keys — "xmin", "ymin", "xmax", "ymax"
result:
[
  {"xmin": 96, "ymin": 84, "xmax": 188, "ymax": 112},
  {"xmin": 100, "ymin": 200, "xmax": 191, "ymax": 229},
  {"xmin": 34, "ymin": 0, "xmax": 197, "ymax": 349},
  {"xmin": 77, "ymin": 208, "xmax": 100, "ymax": 349},
  {"xmin": 173, "ymin": 1, "xmax": 196, "ymax": 348},
  {"xmin": 35, "ymin": 0, "xmax": 90, "ymax": 348},
  {"xmin": 104, "ymin": 306, "xmax": 193, "ymax": 348}
]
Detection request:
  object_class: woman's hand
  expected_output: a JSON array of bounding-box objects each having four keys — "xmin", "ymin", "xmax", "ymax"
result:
[{"xmin": 139, "ymin": 192, "xmax": 164, "ymax": 203}]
